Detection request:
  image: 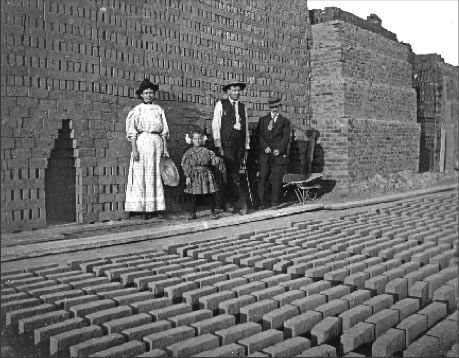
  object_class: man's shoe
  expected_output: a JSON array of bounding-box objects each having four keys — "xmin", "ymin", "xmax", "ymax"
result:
[
  {"xmin": 256, "ymin": 204, "xmax": 265, "ymax": 210},
  {"xmin": 224, "ymin": 203, "xmax": 236, "ymax": 213},
  {"xmin": 187, "ymin": 214, "xmax": 197, "ymax": 221}
]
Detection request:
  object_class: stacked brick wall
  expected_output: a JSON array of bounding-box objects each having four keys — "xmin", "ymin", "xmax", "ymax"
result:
[
  {"xmin": 309, "ymin": 7, "xmax": 397, "ymax": 42},
  {"xmin": 310, "ymin": 20, "xmax": 419, "ymax": 190},
  {"xmin": 1, "ymin": 0, "xmax": 312, "ymax": 232},
  {"xmin": 413, "ymin": 54, "xmax": 459, "ymax": 172},
  {"xmin": 442, "ymin": 63, "xmax": 459, "ymax": 171},
  {"xmin": 348, "ymin": 119, "xmax": 420, "ymax": 183}
]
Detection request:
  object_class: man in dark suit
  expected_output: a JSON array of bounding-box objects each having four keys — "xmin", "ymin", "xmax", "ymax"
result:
[
  {"xmin": 212, "ymin": 81, "xmax": 250, "ymax": 214},
  {"xmin": 256, "ymin": 97, "xmax": 291, "ymax": 209}
]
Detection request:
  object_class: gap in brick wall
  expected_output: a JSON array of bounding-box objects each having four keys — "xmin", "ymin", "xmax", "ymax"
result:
[{"xmin": 44, "ymin": 120, "xmax": 77, "ymax": 226}]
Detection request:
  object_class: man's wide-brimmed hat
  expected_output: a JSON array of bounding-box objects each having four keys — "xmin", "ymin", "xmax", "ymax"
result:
[
  {"xmin": 268, "ymin": 97, "xmax": 282, "ymax": 107},
  {"xmin": 222, "ymin": 81, "xmax": 246, "ymax": 92},
  {"xmin": 135, "ymin": 78, "xmax": 159, "ymax": 96}
]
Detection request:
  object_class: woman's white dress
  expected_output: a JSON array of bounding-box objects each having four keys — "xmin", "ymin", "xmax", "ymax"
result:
[{"xmin": 125, "ymin": 103, "xmax": 169, "ymax": 212}]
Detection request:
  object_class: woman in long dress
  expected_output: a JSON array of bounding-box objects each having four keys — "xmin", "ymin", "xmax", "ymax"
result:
[{"xmin": 125, "ymin": 78, "xmax": 169, "ymax": 219}]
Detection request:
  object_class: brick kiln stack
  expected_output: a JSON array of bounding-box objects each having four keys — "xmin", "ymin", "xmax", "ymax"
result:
[
  {"xmin": 309, "ymin": 7, "xmax": 420, "ymax": 191},
  {"xmin": 413, "ymin": 54, "xmax": 459, "ymax": 173}
]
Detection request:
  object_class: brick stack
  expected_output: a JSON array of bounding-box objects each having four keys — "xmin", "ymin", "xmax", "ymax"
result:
[
  {"xmin": 413, "ymin": 54, "xmax": 459, "ymax": 172},
  {"xmin": 309, "ymin": 10, "xmax": 420, "ymax": 190},
  {"xmin": 1, "ymin": 0, "xmax": 312, "ymax": 232},
  {"xmin": 1, "ymin": 192, "xmax": 457, "ymax": 357},
  {"xmin": 308, "ymin": 7, "xmax": 398, "ymax": 42}
]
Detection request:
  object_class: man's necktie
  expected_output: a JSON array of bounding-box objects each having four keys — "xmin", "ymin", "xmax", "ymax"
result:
[
  {"xmin": 233, "ymin": 101, "xmax": 241, "ymax": 130},
  {"xmin": 268, "ymin": 115, "xmax": 277, "ymax": 131}
]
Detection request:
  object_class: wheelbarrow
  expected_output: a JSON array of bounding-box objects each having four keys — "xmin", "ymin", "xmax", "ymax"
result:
[{"xmin": 282, "ymin": 172, "xmax": 323, "ymax": 204}]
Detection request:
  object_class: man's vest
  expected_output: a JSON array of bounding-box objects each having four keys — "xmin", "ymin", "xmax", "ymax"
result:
[{"xmin": 220, "ymin": 99, "xmax": 246, "ymax": 145}]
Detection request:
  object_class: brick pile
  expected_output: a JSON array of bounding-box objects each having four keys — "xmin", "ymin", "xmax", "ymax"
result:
[
  {"xmin": 309, "ymin": 15, "xmax": 420, "ymax": 190},
  {"xmin": 413, "ymin": 54, "xmax": 459, "ymax": 172},
  {"xmin": 0, "ymin": 0, "xmax": 312, "ymax": 232},
  {"xmin": 1, "ymin": 192, "xmax": 457, "ymax": 357},
  {"xmin": 309, "ymin": 7, "xmax": 398, "ymax": 41}
]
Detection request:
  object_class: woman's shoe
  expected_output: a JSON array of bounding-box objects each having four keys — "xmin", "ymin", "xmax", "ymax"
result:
[{"xmin": 156, "ymin": 213, "xmax": 170, "ymax": 220}]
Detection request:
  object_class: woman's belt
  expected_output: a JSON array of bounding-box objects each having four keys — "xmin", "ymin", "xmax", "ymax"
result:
[{"xmin": 139, "ymin": 131, "xmax": 162, "ymax": 135}]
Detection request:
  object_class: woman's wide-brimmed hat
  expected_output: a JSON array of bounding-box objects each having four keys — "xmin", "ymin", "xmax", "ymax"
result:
[
  {"xmin": 222, "ymin": 81, "xmax": 246, "ymax": 92},
  {"xmin": 135, "ymin": 78, "xmax": 159, "ymax": 96},
  {"xmin": 160, "ymin": 157, "xmax": 180, "ymax": 187},
  {"xmin": 268, "ymin": 97, "xmax": 283, "ymax": 108}
]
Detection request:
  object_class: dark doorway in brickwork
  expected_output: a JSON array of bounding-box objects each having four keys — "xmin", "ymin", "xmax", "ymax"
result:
[
  {"xmin": 45, "ymin": 120, "xmax": 76, "ymax": 225},
  {"xmin": 419, "ymin": 122, "xmax": 435, "ymax": 172}
]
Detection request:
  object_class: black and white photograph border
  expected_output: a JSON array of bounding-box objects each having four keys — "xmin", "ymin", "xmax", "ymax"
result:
[{"xmin": 1, "ymin": 1, "xmax": 458, "ymax": 357}]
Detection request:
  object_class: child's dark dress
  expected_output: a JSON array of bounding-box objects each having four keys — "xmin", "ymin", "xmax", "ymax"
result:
[
  {"xmin": 181, "ymin": 146, "xmax": 226, "ymax": 194},
  {"xmin": 181, "ymin": 146, "xmax": 226, "ymax": 217}
]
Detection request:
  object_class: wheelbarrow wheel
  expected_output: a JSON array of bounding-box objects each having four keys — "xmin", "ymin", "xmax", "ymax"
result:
[{"xmin": 306, "ymin": 188, "xmax": 319, "ymax": 201}]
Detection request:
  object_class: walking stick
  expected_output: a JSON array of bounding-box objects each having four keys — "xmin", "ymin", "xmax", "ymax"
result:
[{"xmin": 242, "ymin": 156, "xmax": 254, "ymax": 207}]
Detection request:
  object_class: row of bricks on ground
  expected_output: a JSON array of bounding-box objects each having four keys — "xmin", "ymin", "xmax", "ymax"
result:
[
  {"xmin": 2, "ymin": 261, "xmax": 457, "ymax": 326},
  {"xmin": 161, "ymin": 219, "xmax": 454, "ymax": 254},
  {"xmin": 341, "ymin": 208, "xmax": 458, "ymax": 226},
  {"xmin": 342, "ymin": 193, "xmax": 458, "ymax": 210},
  {"xmin": 2, "ymin": 240, "xmax": 456, "ymax": 285},
  {"xmin": 379, "ymin": 201, "xmax": 458, "ymax": 215},
  {"xmin": 1, "ymin": 272, "xmax": 458, "ymax": 350},
  {"xmin": 343, "ymin": 219, "xmax": 458, "ymax": 239},
  {"xmin": 1, "ymin": 257, "xmax": 456, "ymax": 336},
  {"xmin": 336, "ymin": 215, "xmax": 458, "ymax": 240},
  {"xmin": 338, "ymin": 209, "xmax": 457, "ymax": 227},
  {"xmin": 353, "ymin": 215, "xmax": 459, "ymax": 236},
  {"xmin": 163, "ymin": 215, "xmax": 457, "ymax": 261},
  {"xmin": 2, "ymin": 276, "xmax": 456, "ymax": 352},
  {"xmin": 346, "ymin": 198, "xmax": 458, "ymax": 216},
  {"xmin": 380, "ymin": 199, "xmax": 458, "ymax": 214},
  {"xmin": 2, "ymin": 243, "xmax": 457, "ymax": 316},
  {"xmin": 347, "ymin": 211, "xmax": 458, "ymax": 230},
  {"xmin": 387, "ymin": 199, "xmax": 458, "ymax": 209},
  {"xmin": 380, "ymin": 209, "xmax": 458, "ymax": 221},
  {"xmin": 339, "ymin": 199, "xmax": 458, "ymax": 218},
  {"xmin": 343, "ymin": 305, "xmax": 458, "ymax": 357},
  {"xmin": 2, "ymin": 226, "xmax": 457, "ymax": 280},
  {"xmin": 344, "ymin": 209, "xmax": 458, "ymax": 223},
  {"xmin": 4, "ymin": 318, "xmax": 341, "ymax": 358},
  {"xmin": 160, "ymin": 232, "xmax": 457, "ymax": 282},
  {"xmin": 1, "ymin": 278, "xmax": 457, "ymax": 357},
  {"xmin": 251, "ymin": 228, "xmax": 456, "ymax": 260}
]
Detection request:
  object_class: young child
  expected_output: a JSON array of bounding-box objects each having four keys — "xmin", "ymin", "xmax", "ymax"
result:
[{"xmin": 181, "ymin": 129, "xmax": 226, "ymax": 220}]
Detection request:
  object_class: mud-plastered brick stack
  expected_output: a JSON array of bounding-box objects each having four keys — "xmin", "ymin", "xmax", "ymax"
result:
[
  {"xmin": 1, "ymin": 0, "xmax": 312, "ymax": 232},
  {"xmin": 1, "ymin": 192, "xmax": 457, "ymax": 357},
  {"xmin": 309, "ymin": 8, "xmax": 420, "ymax": 191}
]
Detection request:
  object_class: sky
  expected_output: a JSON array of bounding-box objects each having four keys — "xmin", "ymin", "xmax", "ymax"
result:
[{"xmin": 307, "ymin": 0, "xmax": 458, "ymax": 66}]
